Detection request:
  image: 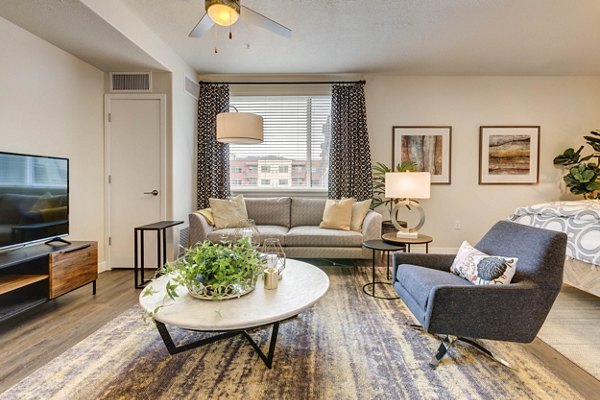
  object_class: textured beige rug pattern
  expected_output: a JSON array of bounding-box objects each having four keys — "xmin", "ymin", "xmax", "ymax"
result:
[{"xmin": 0, "ymin": 266, "xmax": 584, "ymax": 400}]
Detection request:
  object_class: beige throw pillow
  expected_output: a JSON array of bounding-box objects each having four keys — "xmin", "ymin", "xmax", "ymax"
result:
[
  {"xmin": 351, "ymin": 199, "xmax": 372, "ymax": 231},
  {"xmin": 194, "ymin": 208, "xmax": 215, "ymax": 226},
  {"xmin": 319, "ymin": 198, "xmax": 353, "ymax": 230},
  {"xmin": 209, "ymin": 195, "xmax": 248, "ymax": 229}
]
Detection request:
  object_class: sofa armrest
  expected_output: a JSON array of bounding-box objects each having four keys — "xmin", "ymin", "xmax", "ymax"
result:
[
  {"xmin": 362, "ymin": 210, "xmax": 382, "ymax": 241},
  {"xmin": 188, "ymin": 212, "xmax": 214, "ymax": 246},
  {"xmin": 426, "ymin": 282, "xmax": 554, "ymax": 342}
]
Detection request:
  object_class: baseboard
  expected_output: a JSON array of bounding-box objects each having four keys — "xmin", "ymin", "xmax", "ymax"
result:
[{"xmin": 98, "ymin": 261, "xmax": 109, "ymax": 273}]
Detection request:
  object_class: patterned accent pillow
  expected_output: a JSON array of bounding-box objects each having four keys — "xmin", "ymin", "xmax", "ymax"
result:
[{"xmin": 450, "ymin": 241, "xmax": 518, "ymax": 285}]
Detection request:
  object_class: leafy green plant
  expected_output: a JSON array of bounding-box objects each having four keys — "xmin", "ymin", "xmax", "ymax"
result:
[
  {"xmin": 143, "ymin": 237, "xmax": 265, "ymax": 317},
  {"xmin": 371, "ymin": 160, "xmax": 417, "ymax": 216},
  {"xmin": 554, "ymin": 130, "xmax": 600, "ymax": 199}
]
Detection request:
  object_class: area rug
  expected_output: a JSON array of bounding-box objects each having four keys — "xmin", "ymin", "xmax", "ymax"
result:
[
  {"xmin": 0, "ymin": 266, "xmax": 583, "ymax": 400},
  {"xmin": 538, "ymin": 285, "xmax": 600, "ymax": 380}
]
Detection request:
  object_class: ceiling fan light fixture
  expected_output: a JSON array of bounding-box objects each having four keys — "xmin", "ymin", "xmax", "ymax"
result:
[{"xmin": 206, "ymin": 0, "xmax": 240, "ymax": 27}]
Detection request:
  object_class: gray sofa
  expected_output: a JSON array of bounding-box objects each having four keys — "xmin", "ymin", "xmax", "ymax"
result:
[{"xmin": 189, "ymin": 197, "xmax": 382, "ymax": 259}]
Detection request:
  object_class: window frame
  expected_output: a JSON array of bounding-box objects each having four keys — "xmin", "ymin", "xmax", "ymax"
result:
[{"xmin": 228, "ymin": 91, "xmax": 331, "ymax": 196}]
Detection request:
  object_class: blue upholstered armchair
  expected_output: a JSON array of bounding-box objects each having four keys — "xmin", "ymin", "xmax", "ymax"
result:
[{"xmin": 392, "ymin": 221, "xmax": 567, "ymax": 368}]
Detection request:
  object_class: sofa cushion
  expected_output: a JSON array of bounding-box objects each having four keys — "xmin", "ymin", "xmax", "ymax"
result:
[
  {"xmin": 351, "ymin": 199, "xmax": 372, "ymax": 231},
  {"xmin": 207, "ymin": 225, "xmax": 289, "ymax": 245},
  {"xmin": 209, "ymin": 195, "xmax": 248, "ymax": 229},
  {"xmin": 320, "ymin": 198, "xmax": 353, "ymax": 230},
  {"xmin": 286, "ymin": 226, "xmax": 363, "ymax": 247},
  {"xmin": 291, "ymin": 198, "xmax": 327, "ymax": 227},
  {"xmin": 245, "ymin": 197, "xmax": 291, "ymax": 227},
  {"xmin": 396, "ymin": 264, "xmax": 471, "ymax": 312}
]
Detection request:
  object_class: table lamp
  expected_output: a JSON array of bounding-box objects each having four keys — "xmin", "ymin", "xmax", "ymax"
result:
[{"xmin": 384, "ymin": 172, "xmax": 431, "ymax": 239}]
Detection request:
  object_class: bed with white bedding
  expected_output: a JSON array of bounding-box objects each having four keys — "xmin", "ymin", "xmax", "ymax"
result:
[{"xmin": 509, "ymin": 200, "xmax": 600, "ymax": 297}]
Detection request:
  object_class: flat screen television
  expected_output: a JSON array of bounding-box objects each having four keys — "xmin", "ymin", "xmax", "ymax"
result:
[{"xmin": 0, "ymin": 152, "xmax": 69, "ymax": 250}]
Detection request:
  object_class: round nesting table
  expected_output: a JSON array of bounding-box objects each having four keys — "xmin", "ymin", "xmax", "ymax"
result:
[
  {"xmin": 139, "ymin": 259, "xmax": 329, "ymax": 368},
  {"xmin": 362, "ymin": 240, "xmax": 405, "ymax": 300},
  {"xmin": 382, "ymin": 232, "xmax": 433, "ymax": 253}
]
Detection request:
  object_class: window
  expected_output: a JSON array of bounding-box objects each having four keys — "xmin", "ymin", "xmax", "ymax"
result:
[
  {"xmin": 231, "ymin": 179, "xmax": 242, "ymax": 185},
  {"xmin": 247, "ymin": 178, "xmax": 257, "ymax": 184},
  {"xmin": 229, "ymin": 95, "xmax": 331, "ymax": 191},
  {"xmin": 231, "ymin": 167, "xmax": 242, "ymax": 173}
]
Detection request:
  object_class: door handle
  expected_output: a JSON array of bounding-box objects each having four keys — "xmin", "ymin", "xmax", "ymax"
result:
[{"xmin": 144, "ymin": 190, "xmax": 159, "ymax": 196}]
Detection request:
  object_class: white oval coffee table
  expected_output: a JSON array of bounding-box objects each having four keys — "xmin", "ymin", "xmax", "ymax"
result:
[{"xmin": 139, "ymin": 259, "xmax": 329, "ymax": 368}]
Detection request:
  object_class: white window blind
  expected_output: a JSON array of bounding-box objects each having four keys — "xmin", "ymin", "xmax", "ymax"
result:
[{"xmin": 229, "ymin": 95, "xmax": 331, "ymax": 191}]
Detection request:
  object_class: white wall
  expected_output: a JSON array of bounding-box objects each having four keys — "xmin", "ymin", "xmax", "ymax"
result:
[
  {"xmin": 83, "ymin": 0, "xmax": 198, "ymax": 227},
  {"xmin": 366, "ymin": 75, "xmax": 600, "ymax": 251},
  {"xmin": 0, "ymin": 17, "xmax": 106, "ymax": 261}
]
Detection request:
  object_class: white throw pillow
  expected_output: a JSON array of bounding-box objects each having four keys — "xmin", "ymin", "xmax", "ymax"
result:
[
  {"xmin": 450, "ymin": 241, "xmax": 517, "ymax": 285},
  {"xmin": 209, "ymin": 195, "xmax": 248, "ymax": 229},
  {"xmin": 319, "ymin": 198, "xmax": 353, "ymax": 230}
]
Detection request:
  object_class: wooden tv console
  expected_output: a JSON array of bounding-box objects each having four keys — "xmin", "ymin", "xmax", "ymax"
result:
[{"xmin": 0, "ymin": 241, "xmax": 97, "ymax": 322}]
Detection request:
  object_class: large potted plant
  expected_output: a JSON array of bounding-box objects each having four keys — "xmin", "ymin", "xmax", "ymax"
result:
[
  {"xmin": 371, "ymin": 161, "xmax": 416, "ymax": 234},
  {"xmin": 553, "ymin": 130, "xmax": 600, "ymax": 199}
]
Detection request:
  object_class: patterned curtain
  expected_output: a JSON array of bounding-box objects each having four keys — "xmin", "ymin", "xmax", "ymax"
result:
[
  {"xmin": 197, "ymin": 83, "xmax": 231, "ymax": 209},
  {"xmin": 328, "ymin": 83, "xmax": 373, "ymax": 201}
]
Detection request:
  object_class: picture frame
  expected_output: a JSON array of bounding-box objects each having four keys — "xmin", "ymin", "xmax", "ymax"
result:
[
  {"xmin": 479, "ymin": 126, "xmax": 540, "ymax": 185},
  {"xmin": 392, "ymin": 126, "xmax": 452, "ymax": 184}
]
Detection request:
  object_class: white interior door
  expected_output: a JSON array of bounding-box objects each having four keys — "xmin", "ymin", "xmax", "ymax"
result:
[{"xmin": 106, "ymin": 94, "xmax": 166, "ymax": 269}]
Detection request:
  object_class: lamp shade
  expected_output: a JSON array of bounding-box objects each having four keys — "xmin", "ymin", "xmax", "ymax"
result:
[
  {"xmin": 216, "ymin": 112, "xmax": 263, "ymax": 144},
  {"xmin": 384, "ymin": 172, "xmax": 431, "ymax": 199}
]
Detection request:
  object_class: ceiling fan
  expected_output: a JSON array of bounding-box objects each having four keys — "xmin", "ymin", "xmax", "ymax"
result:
[{"xmin": 189, "ymin": 0, "xmax": 292, "ymax": 39}]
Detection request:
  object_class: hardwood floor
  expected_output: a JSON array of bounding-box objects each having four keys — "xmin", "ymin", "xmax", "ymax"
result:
[
  {"xmin": 0, "ymin": 269, "xmax": 599, "ymax": 399},
  {"xmin": 0, "ymin": 270, "xmax": 139, "ymax": 393}
]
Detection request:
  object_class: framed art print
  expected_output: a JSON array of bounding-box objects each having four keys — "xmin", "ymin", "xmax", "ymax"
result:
[
  {"xmin": 392, "ymin": 126, "xmax": 452, "ymax": 184},
  {"xmin": 479, "ymin": 126, "xmax": 540, "ymax": 184}
]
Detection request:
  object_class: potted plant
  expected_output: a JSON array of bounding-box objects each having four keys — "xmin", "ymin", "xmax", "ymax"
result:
[
  {"xmin": 553, "ymin": 130, "xmax": 600, "ymax": 199},
  {"xmin": 143, "ymin": 237, "xmax": 265, "ymax": 315},
  {"xmin": 371, "ymin": 161, "xmax": 416, "ymax": 233}
]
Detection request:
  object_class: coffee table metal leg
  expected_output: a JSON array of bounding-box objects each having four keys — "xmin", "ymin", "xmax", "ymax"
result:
[
  {"xmin": 155, "ymin": 321, "xmax": 281, "ymax": 369},
  {"xmin": 242, "ymin": 321, "xmax": 280, "ymax": 369}
]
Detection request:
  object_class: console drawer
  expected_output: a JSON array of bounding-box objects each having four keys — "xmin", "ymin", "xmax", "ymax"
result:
[{"xmin": 49, "ymin": 242, "xmax": 98, "ymax": 299}]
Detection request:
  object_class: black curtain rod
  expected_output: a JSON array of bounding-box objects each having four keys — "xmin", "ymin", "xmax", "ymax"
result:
[{"xmin": 199, "ymin": 80, "xmax": 366, "ymax": 85}]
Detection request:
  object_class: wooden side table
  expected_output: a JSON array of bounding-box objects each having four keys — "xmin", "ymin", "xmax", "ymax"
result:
[
  {"xmin": 134, "ymin": 220, "xmax": 183, "ymax": 288},
  {"xmin": 382, "ymin": 233, "xmax": 433, "ymax": 253}
]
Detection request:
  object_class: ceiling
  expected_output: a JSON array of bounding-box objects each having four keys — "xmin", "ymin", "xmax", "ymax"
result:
[{"xmin": 2, "ymin": 0, "xmax": 600, "ymax": 75}]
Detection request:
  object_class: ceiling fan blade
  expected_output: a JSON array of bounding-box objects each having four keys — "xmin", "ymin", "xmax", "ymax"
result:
[
  {"xmin": 241, "ymin": 6, "xmax": 292, "ymax": 38},
  {"xmin": 189, "ymin": 13, "xmax": 215, "ymax": 38}
]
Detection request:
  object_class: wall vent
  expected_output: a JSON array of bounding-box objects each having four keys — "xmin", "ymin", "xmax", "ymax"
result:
[
  {"xmin": 184, "ymin": 75, "xmax": 199, "ymax": 100},
  {"xmin": 110, "ymin": 72, "xmax": 152, "ymax": 92}
]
